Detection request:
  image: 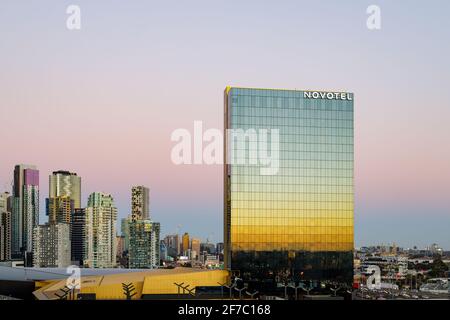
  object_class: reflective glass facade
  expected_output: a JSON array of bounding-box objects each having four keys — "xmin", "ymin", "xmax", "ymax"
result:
[{"xmin": 224, "ymin": 87, "xmax": 354, "ymax": 285}]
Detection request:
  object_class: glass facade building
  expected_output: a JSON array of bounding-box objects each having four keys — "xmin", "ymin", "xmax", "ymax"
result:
[
  {"xmin": 128, "ymin": 220, "xmax": 160, "ymax": 268},
  {"xmin": 224, "ymin": 87, "xmax": 354, "ymax": 286}
]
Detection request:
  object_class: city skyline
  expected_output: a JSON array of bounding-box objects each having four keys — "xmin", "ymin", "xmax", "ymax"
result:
[
  {"xmin": 0, "ymin": 162, "xmax": 447, "ymax": 250},
  {"xmin": 1, "ymin": 1, "xmax": 450, "ymax": 249}
]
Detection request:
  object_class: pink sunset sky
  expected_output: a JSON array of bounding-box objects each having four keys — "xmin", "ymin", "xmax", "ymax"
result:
[{"xmin": 0, "ymin": 1, "xmax": 449, "ymax": 248}]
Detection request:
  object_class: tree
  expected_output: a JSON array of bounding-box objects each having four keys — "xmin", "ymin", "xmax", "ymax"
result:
[{"xmin": 428, "ymin": 256, "xmax": 449, "ymax": 278}]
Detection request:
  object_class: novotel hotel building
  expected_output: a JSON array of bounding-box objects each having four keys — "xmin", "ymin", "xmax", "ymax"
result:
[{"xmin": 224, "ymin": 87, "xmax": 354, "ymax": 287}]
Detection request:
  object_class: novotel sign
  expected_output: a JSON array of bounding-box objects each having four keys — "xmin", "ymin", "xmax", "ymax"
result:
[{"xmin": 304, "ymin": 91, "xmax": 353, "ymax": 101}]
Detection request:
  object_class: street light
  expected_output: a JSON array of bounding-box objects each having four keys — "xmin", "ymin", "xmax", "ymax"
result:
[
  {"xmin": 300, "ymin": 281, "xmax": 313, "ymax": 296},
  {"xmin": 282, "ymin": 281, "xmax": 289, "ymax": 300},
  {"xmin": 224, "ymin": 283, "xmax": 236, "ymax": 300},
  {"xmin": 288, "ymin": 283, "xmax": 302, "ymax": 300},
  {"xmin": 217, "ymin": 282, "xmax": 226, "ymax": 300},
  {"xmin": 330, "ymin": 284, "xmax": 340, "ymax": 297},
  {"xmin": 234, "ymin": 283, "xmax": 247, "ymax": 300},
  {"xmin": 245, "ymin": 290, "xmax": 259, "ymax": 300}
]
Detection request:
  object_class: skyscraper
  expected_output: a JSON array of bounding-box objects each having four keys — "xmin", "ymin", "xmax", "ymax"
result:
[
  {"xmin": 84, "ymin": 192, "xmax": 117, "ymax": 268},
  {"xmin": 191, "ymin": 238, "xmax": 201, "ymax": 260},
  {"xmin": 127, "ymin": 186, "xmax": 160, "ymax": 268},
  {"xmin": 128, "ymin": 219, "xmax": 160, "ymax": 268},
  {"xmin": 164, "ymin": 234, "xmax": 180, "ymax": 258},
  {"xmin": 49, "ymin": 170, "xmax": 81, "ymax": 209},
  {"xmin": 216, "ymin": 242, "xmax": 224, "ymax": 255},
  {"xmin": 71, "ymin": 208, "xmax": 87, "ymax": 266},
  {"xmin": 121, "ymin": 216, "xmax": 131, "ymax": 253},
  {"xmin": 224, "ymin": 87, "xmax": 354, "ymax": 286},
  {"xmin": 131, "ymin": 186, "xmax": 150, "ymax": 220},
  {"xmin": 182, "ymin": 232, "xmax": 190, "ymax": 256},
  {"xmin": 33, "ymin": 223, "xmax": 71, "ymax": 268},
  {"xmin": 12, "ymin": 165, "xmax": 39, "ymax": 262},
  {"xmin": 46, "ymin": 196, "xmax": 74, "ymax": 225},
  {"xmin": 0, "ymin": 192, "xmax": 12, "ymax": 261},
  {"xmin": 200, "ymin": 242, "xmax": 216, "ymax": 255}
]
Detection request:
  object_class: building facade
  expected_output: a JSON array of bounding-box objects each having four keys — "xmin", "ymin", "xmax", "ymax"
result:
[
  {"xmin": 121, "ymin": 216, "xmax": 131, "ymax": 253},
  {"xmin": 12, "ymin": 165, "xmax": 39, "ymax": 263},
  {"xmin": 46, "ymin": 196, "xmax": 74, "ymax": 225},
  {"xmin": 164, "ymin": 234, "xmax": 180, "ymax": 258},
  {"xmin": 0, "ymin": 192, "xmax": 12, "ymax": 261},
  {"xmin": 182, "ymin": 232, "xmax": 190, "ymax": 256},
  {"xmin": 84, "ymin": 192, "xmax": 117, "ymax": 268},
  {"xmin": 71, "ymin": 208, "xmax": 87, "ymax": 266},
  {"xmin": 191, "ymin": 238, "xmax": 201, "ymax": 260},
  {"xmin": 49, "ymin": 170, "xmax": 81, "ymax": 209},
  {"xmin": 200, "ymin": 242, "xmax": 216, "ymax": 255},
  {"xmin": 33, "ymin": 223, "xmax": 71, "ymax": 268},
  {"xmin": 128, "ymin": 220, "xmax": 160, "ymax": 268},
  {"xmin": 131, "ymin": 186, "xmax": 149, "ymax": 220},
  {"xmin": 224, "ymin": 87, "xmax": 354, "ymax": 286}
]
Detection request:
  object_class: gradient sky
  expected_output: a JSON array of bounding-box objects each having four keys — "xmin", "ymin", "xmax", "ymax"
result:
[{"xmin": 0, "ymin": 0, "xmax": 449, "ymax": 248}]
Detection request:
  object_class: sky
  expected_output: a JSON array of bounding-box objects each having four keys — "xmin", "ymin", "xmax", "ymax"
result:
[{"xmin": 0, "ymin": 0, "xmax": 449, "ymax": 249}]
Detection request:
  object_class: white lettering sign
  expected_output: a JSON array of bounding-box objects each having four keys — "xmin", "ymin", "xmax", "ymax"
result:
[{"xmin": 303, "ymin": 91, "xmax": 353, "ymax": 101}]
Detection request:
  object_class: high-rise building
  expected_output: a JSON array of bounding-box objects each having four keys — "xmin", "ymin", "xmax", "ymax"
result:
[
  {"xmin": 216, "ymin": 242, "xmax": 224, "ymax": 255},
  {"xmin": 127, "ymin": 186, "xmax": 160, "ymax": 268},
  {"xmin": 224, "ymin": 87, "xmax": 354, "ymax": 286},
  {"xmin": 71, "ymin": 208, "xmax": 88, "ymax": 266},
  {"xmin": 33, "ymin": 223, "xmax": 71, "ymax": 268},
  {"xmin": 182, "ymin": 232, "xmax": 190, "ymax": 256},
  {"xmin": 128, "ymin": 219, "xmax": 160, "ymax": 268},
  {"xmin": 0, "ymin": 192, "xmax": 12, "ymax": 261},
  {"xmin": 200, "ymin": 242, "xmax": 216, "ymax": 255},
  {"xmin": 84, "ymin": 192, "xmax": 117, "ymax": 268},
  {"xmin": 121, "ymin": 216, "xmax": 131, "ymax": 253},
  {"xmin": 164, "ymin": 234, "xmax": 180, "ymax": 258},
  {"xmin": 116, "ymin": 235, "xmax": 125, "ymax": 258},
  {"xmin": 46, "ymin": 196, "xmax": 74, "ymax": 225},
  {"xmin": 131, "ymin": 186, "xmax": 149, "ymax": 221},
  {"xmin": 49, "ymin": 170, "xmax": 81, "ymax": 209},
  {"xmin": 191, "ymin": 238, "xmax": 201, "ymax": 260},
  {"xmin": 160, "ymin": 240, "xmax": 168, "ymax": 261},
  {"xmin": 12, "ymin": 165, "xmax": 39, "ymax": 262}
]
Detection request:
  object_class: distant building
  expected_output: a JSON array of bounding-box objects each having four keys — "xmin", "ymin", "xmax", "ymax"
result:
[
  {"xmin": 182, "ymin": 233, "xmax": 190, "ymax": 256},
  {"xmin": 33, "ymin": 223, "xmax": 70, "ymax": 268},
  {"xmin": 131, "ymin": 186, "xmax": 149, "ymax": 220},
  {"xmin": 12, "ymin": 165, "xmax": 39, "ymax": 264},
  {"xmin": 160, "ymin": 240, "xmax": 168, "ymax": 261},
  {"xmin": 116, "ymin": 235, "xmax": 125, "ymax": 258},
  {"xmin": 203, "ymin": 254, "xmax": 220, "ymax": 268},
  {"xmin": 71, "ymin": 208, "xmax": 87, "ymax": 266},
  {"xmin": 128, "ymin": 220, "xmax": 160, "ymax": 268},
  {"xmin": 191, "ymin": 238, "xmax": 201, "ymax": 260},
  {"xmin": 116, "ymin": 235, "xmax": 124, "ymax": 257},
  {"xmin": 216, "ymin": 242, "xmax": 224, "ymax": 255},
  {"xmin": 0, "ymin": 192, "xmax": 12, "ymax": 261},
  {"xmin": 84, "ymin": 192, "xmax": 117, "ymax": 268},
  {"xmin": 164, "ymin": 234, "xmax": 180, "ymax": 258},
  {"xmin": 121, "ymin": 216, "xmax": 131, "ymax": 253},
  {"xmin": 46, "ymin": 196, "xmax": 74, "ymax": 225},
  {"xmin": 200, "ymin": 242, "xmax": 216, "ymax": 255},
  {"xmin": 49, "ymin": 170, "xmax": 81, "ymax": 209},
  {"xmin": 428, "ymin": 243, "xmax": 443, "ymax": 255}
]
